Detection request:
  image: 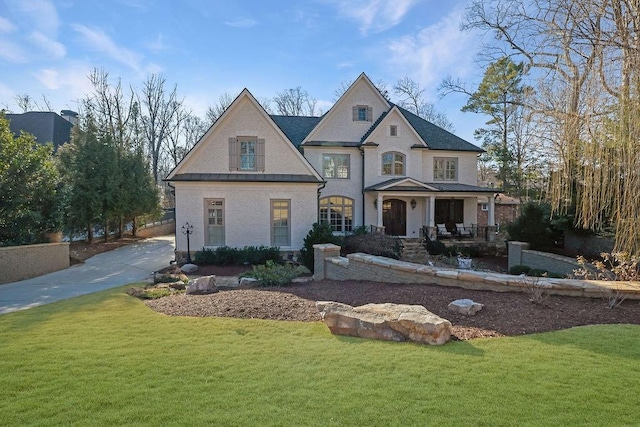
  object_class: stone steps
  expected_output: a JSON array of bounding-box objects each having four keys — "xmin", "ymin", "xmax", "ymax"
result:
[{"xmin": 400, "ymin": 239, "xmax": 429, "ymax": 264}]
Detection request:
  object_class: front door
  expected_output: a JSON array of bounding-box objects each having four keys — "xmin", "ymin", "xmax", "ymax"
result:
[
  {"xmin": 434, "ymin": 199, "xmax": 464, "ymax": 231},
  {"xmin": 383, "ymin": 199, "xmax": 406, "ymax": 236}
]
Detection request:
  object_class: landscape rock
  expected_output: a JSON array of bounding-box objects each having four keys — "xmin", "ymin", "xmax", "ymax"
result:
[
  {"xmin": 186, "ymin": 275, "xmax": 217, "ymax": 295},
  {"xmin": 181, "ymin": 263, "xmax": 199, "ymax": 273},
  {"xmin": 316, "ymin": 301, "xmax": 451, "ymax": 345},
  {"xmin": 448, "ymin": 299, "xmax": 484, "ymax": 316},
  {"xmin": 238, "ymin": 277, "xmax": 261, "ymax": 288},
  {"xmin": 155, "ymin": 272, "xmax": 189, "ymax": 284}
]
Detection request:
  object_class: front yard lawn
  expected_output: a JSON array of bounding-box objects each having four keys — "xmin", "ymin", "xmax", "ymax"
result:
[{"xmin": 1, "ymin": 286, "xmax": 639, "ymax": 426}]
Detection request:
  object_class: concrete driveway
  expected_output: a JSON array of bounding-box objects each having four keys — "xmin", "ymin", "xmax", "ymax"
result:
[{"xmin": 0, "ymin": 235, "xmax": 175, "ymax": 315}]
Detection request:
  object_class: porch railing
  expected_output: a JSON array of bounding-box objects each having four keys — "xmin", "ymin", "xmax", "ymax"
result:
[{"xmin": 369, "ymin": 225, "xmax": 385, "ymax": 234}]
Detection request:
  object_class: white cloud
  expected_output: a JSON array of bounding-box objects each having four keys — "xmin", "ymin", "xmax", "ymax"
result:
[
  {"xmin": 33, "ymin": 62, "xmax": 94, "ymax": 100},
  {"xmin": 383, "ymin": 7, "xmax": 480, "ymax": 91},
  {"xmin": 0, "ymin": 16, "xmax": 16, "ymax": 33},
  {"xmin": 71, "ymin": 24, "xmax": 146, "ymax": 74},
  {"xmin": 325, "ymin": 0, "xmax": 419, "ymax": 34},
  {"xmin": 0, "ymin": 38, "xmax": 26, "ymax": 62},
  {"xmin": 224, "ymin": 18, "xmax": 258, "ymax": 28},
  {"xmin": 9, "ymin": 0, "xmax": 59, "ymax": 35},
  {"xmin": 28, "ymin": 31, "xmax": 66, "ymax": 59}
]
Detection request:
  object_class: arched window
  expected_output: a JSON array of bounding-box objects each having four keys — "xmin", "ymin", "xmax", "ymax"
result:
[
  {"xmin": 319, "ymin": 196, "xmax": 354, "ymax": 232},
  {"xmin": 381, "ymin": 151, "xmax": 405, "ymax": 176}
]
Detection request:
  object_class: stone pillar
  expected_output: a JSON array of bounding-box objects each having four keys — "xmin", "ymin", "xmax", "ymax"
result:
[
  {"xmin": 488, "ymin": 196, "xmax": 496, "ymax": 227},
  {"xmin": 313, "ymin": 243, "xmax": 341, "ymax": 280},
  {"xmin": 507, "ymin": 241, "xmax": 530, "ymax": 272}
]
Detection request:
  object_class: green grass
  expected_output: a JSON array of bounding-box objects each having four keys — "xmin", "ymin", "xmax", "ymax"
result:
[{"xmin": 1, "ymin": 286, "xmax": 639, "ymax": 426}]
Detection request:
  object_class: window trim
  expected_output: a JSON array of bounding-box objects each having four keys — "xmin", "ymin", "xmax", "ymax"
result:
[
  {"xmin": 389, "ymin": 124, "xmax": 398, "ymax": 137},
  {"xmin": 319, "ymin": 196, "xmax": 354, "ymax": 233},
  {"xmin": 204, "ymin": 198, "xmax": 225, "ymax": 246},
  {"xmin": 229, "ymin": 136, "xmax": 265, "ymax": 172},
  {"xmin": 322, "ymin": 153, "xmax": 350, "ymax": 179},
  {"xmin": 433, "ymin": 157, "xmax": 458, "ymax": 181},
  {"xmin": 381, "ymin": 151, "xmax": 406, "ymax": 176},
  {"xmin": 271, "ymin": 199, "xmax": 291, "ymax": 247}
]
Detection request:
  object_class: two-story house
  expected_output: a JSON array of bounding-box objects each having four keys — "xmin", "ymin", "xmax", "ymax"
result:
[{"xmin": 166, "ymin": 73, "xmax": 496, "ymax": 258}]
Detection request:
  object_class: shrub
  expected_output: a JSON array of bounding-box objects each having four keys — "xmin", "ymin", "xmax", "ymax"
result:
[
  {"xmin": 239, "ymin": 260, "xmax": 305, "ymax": 287},
  {"xmin": 342, "ymin": 233, "xmax": 402, "ymax": 259},
  {"xmin": 506, "ymin": 202, "xmax": 563, "ymax": 250},
  {"xmin": 424, "ymin": 238, "xmax": 447, "ymax": 255},
  {"xmin": 510, "ymin": 265, "xmax": 531, "ymax": 275},
  {"xmin": 575, "ymin": 252, "xmax": 640, "ymax": 281},
  {"xmin": 299, "ymin": 223, "xmax": 341, "ymax": 273},
  {"xmin": 194, "ymin": 246, "xmax": 282, "ymax": 266}
]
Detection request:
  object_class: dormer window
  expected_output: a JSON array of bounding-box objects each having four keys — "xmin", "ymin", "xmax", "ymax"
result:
[{"xmin": 352, "ymin": 105, "xmax": 372, "ymax": 122}]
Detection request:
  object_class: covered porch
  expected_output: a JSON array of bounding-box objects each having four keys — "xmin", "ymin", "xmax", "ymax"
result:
[{"xmin": 364, "ymin": 178, "xmax": 497, "ymax": 242}]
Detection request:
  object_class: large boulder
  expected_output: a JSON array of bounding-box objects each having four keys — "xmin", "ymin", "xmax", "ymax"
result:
[
  {"xmin": 316, "ymin": 301, "xmax": 451, "ymax": 345},
  {"xmin": 186, "ymin": 275, "xmax": 218, "ymax": 295},
  {"xmin": 181, "ymin": 263, "xmax": 198, "ymax": 273}
]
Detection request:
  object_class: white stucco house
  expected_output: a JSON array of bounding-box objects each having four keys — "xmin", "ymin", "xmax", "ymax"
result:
[{"xmin": 166, "ymin": 73, "xmax": 496, "ymax": 258}]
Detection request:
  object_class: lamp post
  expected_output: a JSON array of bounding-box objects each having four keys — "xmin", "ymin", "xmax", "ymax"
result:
[{"xmin": 182, "ymin": 222, "xmax": 193, "ymax": 264}]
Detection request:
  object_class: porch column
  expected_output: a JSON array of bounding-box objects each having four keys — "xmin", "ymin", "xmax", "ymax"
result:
[
  {"xmin": 376, "ymin": 193, "xmax": 383, "ymax": 227},
  {"xmin": 488, "ymin": 195, "xmax": 496, "ymax": 227},
  {"xmin": 487, "ymin": 195, "xmax": 496, "ymax": 242},
  {"xmin": 428, "ymin": 195, "xmax": 435, "ymax": 227}
]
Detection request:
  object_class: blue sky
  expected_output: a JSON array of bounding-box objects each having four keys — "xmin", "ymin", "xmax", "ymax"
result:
[{"xmin": 0, "ymin": 0, "xmax": 489, "ymax": 144}]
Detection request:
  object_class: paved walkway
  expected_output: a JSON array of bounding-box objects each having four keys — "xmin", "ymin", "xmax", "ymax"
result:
[{"xmin": 0, "ymin": 235, "xmax": 175, "ymax": 315}]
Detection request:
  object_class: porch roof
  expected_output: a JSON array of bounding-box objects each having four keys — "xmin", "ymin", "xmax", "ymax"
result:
[
  {"xmin": 166, "ymin": 173, "xmax": 324, "ymax": 183},
  {"xmin": 364, "ymin": 178, "xmax": 495, "ymax": 193}
]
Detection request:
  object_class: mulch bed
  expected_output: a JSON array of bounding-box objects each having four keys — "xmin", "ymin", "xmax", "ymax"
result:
[{"xmin": 145, "ymin": 264, "xmax": 640, "ymax": 341}]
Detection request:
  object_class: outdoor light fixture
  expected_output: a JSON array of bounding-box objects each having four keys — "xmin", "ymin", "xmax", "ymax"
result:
[
  {"xmin": 182, "ymin": 222, "xmax": 194, "ymax": 264},
  {"xmin": 373, "ymin": 198, "xmax": 378, "ymax": 209},
  {"xmin": 410, "ymin": 199, "xmax": 417, "ymax": 210}
]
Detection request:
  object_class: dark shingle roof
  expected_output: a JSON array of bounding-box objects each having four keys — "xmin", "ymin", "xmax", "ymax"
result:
[
  {"xmin": 6, "ymin": 112, "xmax": 73, "ymax": 148},
  {"xmin": 270, "ymin": 115, "xmax": 322, "ymax": 147},
  {"xmin": 394, "ymin": 105, "xmax": 483, "ymax": 152},
  {"xmin": 360, "ymin": 110, "xmax": 389, "ymax": 143},
  {"xmin": 167, "ymin": 173, "xmax": 323, "ymax": 183},
  {"xmin": 364, "ymin": 178, "xmax": 494, "ymax": 193}
]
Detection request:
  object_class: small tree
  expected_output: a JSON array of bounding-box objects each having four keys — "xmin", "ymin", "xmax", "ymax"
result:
[{"xmin": 299, "ymin": 222, "xmax": 340, "ymax": 272}]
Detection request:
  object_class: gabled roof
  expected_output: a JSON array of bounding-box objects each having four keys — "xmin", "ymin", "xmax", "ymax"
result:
[
  {"xmin": 364, "ymin": 178, "xmax": 494, "ymax": 193},
  {"xmin": 395, "ymin": 105, "xmax": 483, "ymax": 152},
  {"xmin": 270, "ymin": 115, "xmax": 321, "ymax": 147},
  {"xmin": 6, "ymin": 111, "xmax": 73, "ymax": 148}
]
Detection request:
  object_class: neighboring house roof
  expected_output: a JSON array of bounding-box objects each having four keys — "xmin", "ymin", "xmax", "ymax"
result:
[
  {"xmin": 364, "ymin": 178, "xmax": 495, "ymax": 193},
  {"xmin": 270, "ymin": 115, "xmax": 322, "ymax": 147},
  {"xmin": 478, "ymin": 193, "xmax": 521, "ymax": 204},
  {"xmin": 169, "ymin": 173, "xmax": 323, "ymax": 183},
  {"xmin": 6, "ymin": 111, "xmax": 73, "ymax": 148},
  {"xmin": 395, "ymin": 105, "xmax": 484, "ymax": 153}
]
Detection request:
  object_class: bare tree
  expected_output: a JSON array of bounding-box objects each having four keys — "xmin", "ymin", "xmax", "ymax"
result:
[
  {"xmin": 139, "ymin": 73, "xmax": 184, "ymax": 183},
  {"xmin": 14, "ymin": 94, "xmax": 35, "ymax": 112},
  {"xmin": 394, "ymin": 76, "xmax": 455, "ymax": 131},
  {"xmin": 273, "ymin": 86, "xmax": 318, "ymax": 116},
  {"xmin": 206, "ymin": 92, "xmax": 235, "ymax": 125}
]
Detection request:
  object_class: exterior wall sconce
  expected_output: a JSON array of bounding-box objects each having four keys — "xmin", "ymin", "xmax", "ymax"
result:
[
  {"xmin": 410, "ymin": 199, "xmax": 417, "ymax": 210},
  {"xmin": 373, "ymin": 198, "xmax": 377, "ymax": 209}
]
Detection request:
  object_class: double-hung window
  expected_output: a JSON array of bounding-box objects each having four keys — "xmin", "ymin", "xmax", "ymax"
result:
[
  {"xmin": 434, "ymin": 157, "xmax": 458, "ymax": 181},
  {"xmin": 381, "ymin": 151, "xmax": 405, "ymax": 176},
  {"xmin": 271, "ymin": 200, "xmax": 290, "ymax": 247},
  {"xmin": 319, "ymin": 196, "xmax": 353, "ymax": 233},
  {"xmin": 322, "ymin": 154, "xmax": 350, "ymax": 179},
  {"xmin": 229, "ymin": 136, "xmax": 265, "ymax": 171}
]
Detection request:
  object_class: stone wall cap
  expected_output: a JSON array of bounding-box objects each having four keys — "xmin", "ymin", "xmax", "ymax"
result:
[{"xmin": 313, "ymin": 243, "xmax": 341, "ymax": 251}]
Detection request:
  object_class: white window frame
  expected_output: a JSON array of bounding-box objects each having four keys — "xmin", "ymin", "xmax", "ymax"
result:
[
  {"xmin": 381, "ymin": 151, "xmax": 405, "ymax": 176},
  {"xmin": 271, "ymin": 199, "xmax": 291, "ymax": 247},
  {"xmin": 434, "ymin": 157, "xmax": 458, "ymax": 181},
  {"xmin": 204, "ymin": 198, "xmax": 224, "ymax": 246},
  {"xmin": 319, "ymin": 196, "xmax": 354, "ymax": 233},
  {"xmin": 322, "ymin": 154, "xmax": 350, "ymax": 179},
  {"xmin": 481, "ymin": 203, "xmax": 489, "ymax": 211}
]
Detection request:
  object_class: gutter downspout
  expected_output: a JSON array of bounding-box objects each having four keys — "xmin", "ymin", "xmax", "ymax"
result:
[
  {"xmin": 360, "ymin": 147, "xmax": 366, "ymax": 226},
  {"xmin": 317, "ymin": 181, "xmax": 326, "ymax": 223}
]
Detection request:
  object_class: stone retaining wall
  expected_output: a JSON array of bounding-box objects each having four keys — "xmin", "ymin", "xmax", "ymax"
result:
[
  {"xmin": 313, "ymin": 244, "xmax": 640, "ymax": 300},
  {"xmin": 136, "ymin": 221, "xmax": 175, "ymax": 238},
  {"xmin": 0, "ymin": 242, "xmax": 70, "ymax": 284}
]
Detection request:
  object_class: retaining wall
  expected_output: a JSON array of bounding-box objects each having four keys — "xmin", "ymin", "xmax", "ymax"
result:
[
  {"xmin": 136, "ymin": 221, "xmax": 175, "ymax": 239},
  {"xmin": 508, "ymin": 241, "xmax": 580, "ymax": 276},
  {"xmin": 312, "ymin": 244, "xmax": 640, "ymax": 300},
  {"xmin": 0, "ymin": 242, "xmax": 70, "ymax": 284}
]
